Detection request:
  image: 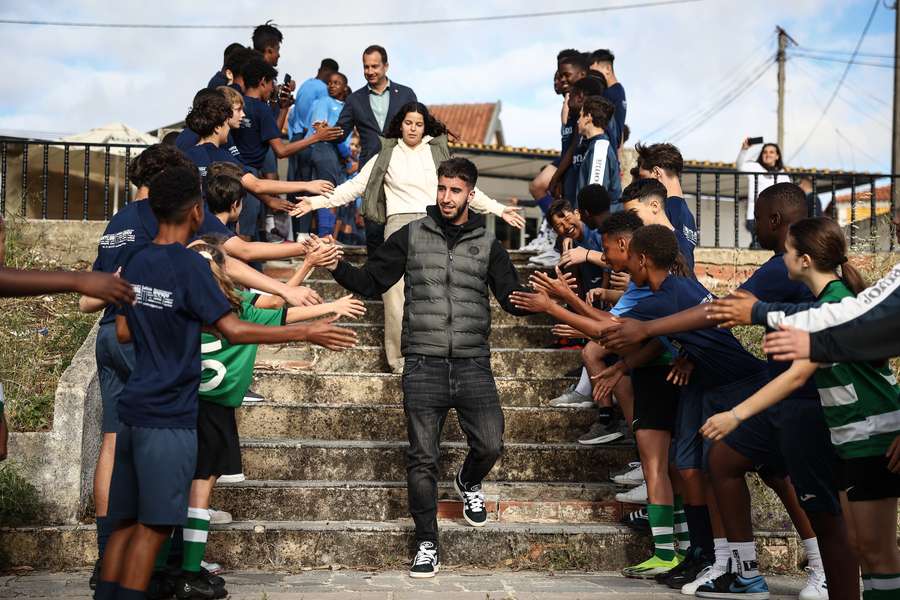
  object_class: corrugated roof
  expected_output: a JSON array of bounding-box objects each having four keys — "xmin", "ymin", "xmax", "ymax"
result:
[{"xmin": 431, "ymin": 103, "xmax": 499, "ymax": 145}]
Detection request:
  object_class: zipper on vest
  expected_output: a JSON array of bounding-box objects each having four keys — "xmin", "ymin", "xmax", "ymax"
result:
[{"xmin": 446, "ymin": 250, "xmax": 453, "ymax": 355}]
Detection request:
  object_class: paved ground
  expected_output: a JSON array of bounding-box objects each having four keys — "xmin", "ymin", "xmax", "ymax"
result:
[{"xmin": 0, "ymin": 568, "xmax": 808, "ymax": 599}]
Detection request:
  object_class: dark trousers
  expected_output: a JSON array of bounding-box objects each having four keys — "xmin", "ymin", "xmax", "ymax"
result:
[
  {"xmin": 364, "ymin": 218, "xmax": 385, "ymax": 256},
  {"xmin": 402, "ymin": 355, "xmax": 505, "ymax": 545}
]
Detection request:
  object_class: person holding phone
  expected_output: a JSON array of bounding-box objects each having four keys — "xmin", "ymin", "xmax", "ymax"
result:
[{"xmin": 736, "ymin": 137, "xmax": 789, "ymax": 248}]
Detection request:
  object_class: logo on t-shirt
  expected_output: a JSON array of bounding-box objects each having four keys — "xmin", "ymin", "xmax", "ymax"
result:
[
  {"xmin": 132, "ymin": 284, "xmax": 175, "ymax": 310},
  {"xmin": 682, "ymin": 225, "xmax": 699, "ymax": 246},
  {"xmin": 240, "ymin": 116, "xmax": 252, "ymax": 129},
  {"xmin": 98, "ymin": 229, "xmax": 136, "ymax": 249}
]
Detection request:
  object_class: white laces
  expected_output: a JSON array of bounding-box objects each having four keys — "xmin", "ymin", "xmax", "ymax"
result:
[
  {"xmin": 462, "ymin": 489, "xmax": 485, "ymax": 512},
  {"xmin": 414, "ymin": 547, "xmax": 438, "ymax": 566}
]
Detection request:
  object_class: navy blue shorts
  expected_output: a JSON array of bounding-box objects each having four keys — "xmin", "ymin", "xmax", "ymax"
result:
[
  {"xmin": 95, "ymin": 322, "xmax": 135, "ymax": 434},
  {"xmin": 673, "ymin": 380, "xmax": 704, "ymax": 470},
  {"xmin": 107, "ymin": 424, "xmax": 196, "ymax": 527}
]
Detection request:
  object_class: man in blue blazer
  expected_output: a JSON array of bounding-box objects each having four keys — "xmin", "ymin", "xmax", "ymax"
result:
[{"xmin": 336, "ymin": 44, "xmax": 417, "ymax": 253}]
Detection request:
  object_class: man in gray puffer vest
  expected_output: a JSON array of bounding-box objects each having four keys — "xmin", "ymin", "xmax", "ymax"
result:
[{"xmin": 326, "ymin": 157, "xmax": 533, "ymax": 579}]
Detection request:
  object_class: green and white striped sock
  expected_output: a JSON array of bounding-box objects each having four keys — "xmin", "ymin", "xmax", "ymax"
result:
[
  {"xmin": 863, "ymin": 573, "xmax": 900, "ymax": 599},
  {"xmin": 647, "ymin": 504, "xmax": 675, "ymax": 561},
  {"xmin": 181, "ymin": 507, "xmax": 210, "ymax": 573},
  {"xmin": 673, "ymin": 495, "xmax": 690, "ymax": 553}
]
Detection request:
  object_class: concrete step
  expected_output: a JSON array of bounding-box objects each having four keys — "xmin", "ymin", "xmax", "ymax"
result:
[
  {"xmin": 236, "ymin": 403, "xmax": 597, "ymax": 443},
  {"xmin": 296, "ymin": 299, "xmax": 554, "ymax": 327},
  {"xmin": 2, "ymin": 521, "xmax": 802, "ymax": 573},
  {"xmin": 334, "ymin": 323, "xmax": 556, "ymax": 348},
  {"xmin": 254, "ymin": 347, "xmax": 582, "ymax": 378},
  {"xmin": 210, "ymin": 480, "xmax": 623, "ymax": 524},
  {"xmin": 239, "ymin": 438, "xmax": 635, "ymax": 483},
  {"xmin": 250, "ymin": 371, "xmax": 576, "ymax": 408}
]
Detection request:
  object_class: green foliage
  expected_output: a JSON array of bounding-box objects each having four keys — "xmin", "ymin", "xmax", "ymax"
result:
[{"xmin": 0, "ymin": 461, "xmax": 43, "ymax": 526}]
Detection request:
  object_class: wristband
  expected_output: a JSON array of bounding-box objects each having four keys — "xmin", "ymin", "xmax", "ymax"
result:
[{"xmin": 731, "ymin": 408, "xmax": 743, "ymax": 423}]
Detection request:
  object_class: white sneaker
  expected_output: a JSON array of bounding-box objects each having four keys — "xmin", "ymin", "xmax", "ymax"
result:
[
  {"xmin": 682, "ymin": 564, "xmax": 727, "ymax": 596},
  {"xmin": 798, "ymin": 566, "xmax": 828, "ymax": 600},
  {"xmin": 615, "ymin": 482, "xmax": 647, "ymax": 505},
  {"xmin": 612, "ymin": 464, "xmax": 645, "ymax": 487},
  {"xmin": 522, "ymin": 220, "xmax": 552, "ymax": 252},
  {"xmin": 548, "ymin": 384, "xmax": 593, "ymax": 408},
  {"xmin": 529, "ymin": 247, "xmax": 560, "ymax": 267},
  {"xmin": 208, "ymin": 508, "xmax": 233, "ymax": 525},
  {"xmin": 217, "ymin": 473, "xmax": 245, "ymax": 484},
  {"xmin": 242, "ymin": 389, "xmax": 265, "ymax": 403}
]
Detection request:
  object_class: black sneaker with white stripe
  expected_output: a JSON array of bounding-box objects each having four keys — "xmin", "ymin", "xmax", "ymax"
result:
[
  {"xmin": 454, "ymin": 472, "xmax": 487, "ymax": 527},
  {"xmin": 409, "ymin": 541, "xmax": 440, "ymax": 578}
]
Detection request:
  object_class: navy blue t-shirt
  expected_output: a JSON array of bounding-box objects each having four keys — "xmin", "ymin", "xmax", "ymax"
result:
[
  {"xmin": 603, "ymin": 83, "xmax": 627, "ymax": 146},
  {"xmin": 92, "ymin": 202, "xmax": 156, "ymax": 326},
  {"xmin": 208, "ymin": 71, "xmax": 229, "ymax": 90},
  {"xmin": 133, "ymin": 197, "xmax": 234, "ymax": 245},
  {"xmin": 561, "ymin": 112, "xmax": 578, "ymax": 157},
  {"xmin": 564, "ymin": 136, "xmax": 588, "ymax": 206},
  {"xmin": 674, "ymin": 227, "xmax": 695, "ymax": 274},
  {"xmin": 118, "ymin": 244, "xmax": 233, "ymax": 429},
  {"xmin": 739, "ymin": 254, "xmax": 819, "ymax": 399},
  {"xmin": 231, "ymin": 95, "xmax": 281, "ymax": 169},
  {"xmin": 665, "ymin": 196, "xmax": 699, "ymax": 249},
  {"xmin": 175, "ymin": 129, "xmax": 242, "ymax": 162},
  {"xmin": 183, "ymin": 142, "xmax": 249, "ymax": 178},
  {"xmin": 625, "ymin": 275, "xmax": 767, "ymax": 389}
]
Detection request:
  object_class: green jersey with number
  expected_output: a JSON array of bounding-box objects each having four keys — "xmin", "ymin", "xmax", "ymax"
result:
[
  {"xmin": 199, "ymin": 291, "xmax": 285, "ymax": 407},
  {"xmin": 814, "ymin": 280, "xmax": 900, "ymax": 459}
]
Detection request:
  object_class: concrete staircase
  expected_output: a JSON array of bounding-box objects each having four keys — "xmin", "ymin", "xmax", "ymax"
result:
[{"xmin": 2, "ymin": 248, "xmax": 803, "ymax": 573}]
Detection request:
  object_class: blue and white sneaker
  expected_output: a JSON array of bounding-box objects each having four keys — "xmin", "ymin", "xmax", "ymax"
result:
[{"xmin": 695, "ymin": 571, "xmax": 769, "ymax": 599}]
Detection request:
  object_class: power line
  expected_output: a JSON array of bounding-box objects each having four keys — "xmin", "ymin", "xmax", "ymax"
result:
[
  {"xmin": 0, "ymin": 0, "xmax": 703, "ymax": 30},
  {"xmin": 798, "ymin": 47, "xmax": 892, "ymax": 59},
  {"xmin": 790, "ymin": 57, "xmax": 892, "ymax": 129},
  {"xmin": 793, "ymin": 52, "xmax": 896, "ymax": 69},
  {"xmin": 788, "ymin": 0, "xmax": 881, "ymax": 162}
]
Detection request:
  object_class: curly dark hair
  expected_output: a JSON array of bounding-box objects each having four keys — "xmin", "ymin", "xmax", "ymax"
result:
[
  {"xmin": 148, "ymin": 166, "xmax": 201, "ymax": 223},
  {"xmin": 384, "ymin": 102, "xmax": 455, "ymax": 141},
  {"xmin": 129, "ymin": 144, "xmax": 195, "ymax": 189},
  {"xmin": 185, "ymin": 94, "xmax": 232, "ymax": 138}
]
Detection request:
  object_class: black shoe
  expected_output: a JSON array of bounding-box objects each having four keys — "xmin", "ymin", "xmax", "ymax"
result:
[
  {"xmin": 89, "ymin": 559, "xmax": 100, "ymax": 590},
  {"xmin": 621, "ymin": 506, "xmax": 649, "ymax": 532},
  {"xmin": 198, "ymin": 566, "xmax": 226, "ymax": 589},
  {"xmin": 454, "ymin": 472, "xmax": 488, "ymax": 527},
  {"xmin": 409, "ymin": 541, "xmax": 440, "ymax": 578},
  {"xmin": 175, "ymin": 571, "xmax": 226, "ymax": 599},
  {"xmin": 666, "ymin": 550, "xmax": 715, "ymax": 589},
  {"xmin": 148, "ymin": 569, "xmax": 176, "ymax": 600}
]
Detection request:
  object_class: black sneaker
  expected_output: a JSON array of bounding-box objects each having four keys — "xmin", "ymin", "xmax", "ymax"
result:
[
  {"xmin": 621, "ymin": 506, "xmax": 649, "ymax": 532},
  {"xmin": 666, "ymin": 550, "xmax": 715, "ymax": 589},
  {"xmin": 577, "ymin": 419, "xmax": 624, "ymax": 445},
  {"xmin": 409, "ymin": 541, "xmax": 440, "ymax": 578},
  {"xmin": 148, "ymin": 569, "xmax": 176, "ymax": 600},
  {"xmin": 454, "ymin": 472, "xmax": 488, "ymax": 527},
  {"xmin": 198, "ymin": 566, "xmax": 226, "ymax": 589},
  {"xmin": 175, "ymin": 571, "xmax": 226, "ymax": 599},
  {"xmin": 242, "ymin": 389, "xmax": 265, "ymax": 403},
  {"xmin": 89, "ymin": 559, "xmax": 100, "ymax": 590}
]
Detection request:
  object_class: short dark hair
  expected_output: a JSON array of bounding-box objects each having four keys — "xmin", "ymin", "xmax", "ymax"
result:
[
  {"xmin": 129, "ymin": 144, "xmax": 194, "ymax": 188},
  {"xmin": 252, "ymin": 21, "xmax": 283, "ymax": 52},
  {"xmin": 332, "ymin": 71, "xmax": 348, "ymax": 85},
  {"xmin": 572, "ymin": 76, "xmax": 607, "ymax": 97},
  {"xmin": 621, "ymin": 178, "xmax": 668, "ymax": 204},
  {"xmin": 148, "ymin": 167, "xmax": 202, "ymax": 223},
  {"xmin": 559, "ymin": 53, "xmax": 590, "ymax": 72},
  {"xmin": 225, "ymin": 47, "xmax": 257, "ymax": 77},
  {"xmin": 757, "ymin": 182, "xmax": 808, "ymax": 221},
  {"xmin": 630, "ymin": 225, "xmax": 679, "ymax": 270},
  {"xmin": 581, "ymin": 96, "xmax": 615, "ymax": 129},
  {"xmin": 161, "ymin": 131, "xmax": 180, "ymax": 146},
  {"xmin": 577, "ymin": 184, "xmax": 611, "ymax": 216},
  {"xmin": 205, "ymin": 172, "xmax": 244, "ymax": 214},
  {"xmin": 591, "ymin": 49, "xmax": 615, "ymax": 64},
  {"xmin": 242, "ymin": 57, "xmax": 278, "ymax": 89},
  {"xmin": 437, "ymin": 157, "xmax": 477, "ymax": 188},
  {"xmin": 586, "ymin": 70, "xmax": 609, "ymax": 86},
  {"xmin": 192, "ymin": 87, "xmax": 222, "ymax": 107},
  {"xmin": 363, "ymin": 44, "xmax": 388, "ymax": 64},
  {"xmin": 320, "ymin": 58, "xmax": 339, "ymax": 72},
  {"xmin": 548, "ymin": 198, "xmax": 575, "ymax": 224},
  {"xmin": 223, "ymin": 42, "xmax": 245, "ymax": 65},
  {"xmin": 635, "ymin": 142, "xmax": 684, "ymax": 176},
  {"xmin": 185, "ymin": 93, "xmax": 232, "ymax": 137},
  {"xmin": 598, "ymin": 210, "xmax": 643, "ymax": 237},
  {"xmin": 557, "ymin": 48, "xmax": 581, "ymax": 62}
]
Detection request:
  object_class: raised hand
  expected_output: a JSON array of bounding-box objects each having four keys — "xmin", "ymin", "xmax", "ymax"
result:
[
  {"xmin": 330, "ymin": 294, "xmax": 366, "ymax": 319},
  {"xmin": 290, "ymin": 199, "xmax": 314, "ymax": 218},
  {"xmin": 501, "ymin": 206, "xmax": 526, "ymax": 230},
  {"xmin": 529, "ymin": 267, "xmax": 577, "ymax": 300},
  {"xmin": 558, "ymin": 246, "xmax": 588, "ymax": 268},
  {"xmin": 304, "ymin": 243, "xmax": 343, "ymax": 268},
  {"xmin": 510, "ymin": 290, "xmax": 553, "ymax": 313},
  {"xmin": 705, "ymin": 289, "xmax": 758, "ymax": 328}
]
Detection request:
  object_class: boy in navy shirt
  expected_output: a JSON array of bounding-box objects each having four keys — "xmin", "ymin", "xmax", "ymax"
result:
[
  {"xmin": 621, "ymin": 178, "xmax": 695, "ymax": 272},
  {"xmin": 635, "ymin": 143, "xmax": 699, "ymax": 249},
  {"xmin": 590, "ymin": 49, "xmax": 627, "ymax": 147},
  {"xmin": 576, "ymin": 96, "xmax": 621, "ymax": 206},
  {"xmin": 96, "ymin": 167, "xmax": 356, "ymax": 600},
  {"xmin": 207, "ymin": 43, "xmax": 244, "ymax": 90}
]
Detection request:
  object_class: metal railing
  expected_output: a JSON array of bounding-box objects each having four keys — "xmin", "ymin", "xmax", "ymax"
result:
[{"xmin": 1, "ymin": 139, "xmax": 897, "ymax": 252}]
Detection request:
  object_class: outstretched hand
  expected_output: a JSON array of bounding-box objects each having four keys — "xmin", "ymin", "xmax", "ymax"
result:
[
  {"xmin": 75, "ymin": 272, "xmax": 136, "ymax": 307},
  {"xmin": 591, "ymin": 363, "xmax": 624, "ymax": 403},
  {"xmin": 763, "ymin": 324, "xmax": 811, "ymax": 361},
  {"xmin": 290, "ymin": 199, "xmax": 314, "ymax": 218},
  {"xmin": 598, "ymin": 317, "xmax": 647, "ymax": 351},
  {"xmin": 666, "ymin": 356, "xmax": 694, "ymax": 386},
  {"xmin": 700, "ymin": 410, "xmax": 741, "ymax": 441},
  {"xmin": 330, "ymin": 294, "xmax": 366, "ymax": 319},
  {"xmin": 283, "ymin": 285, "xmax": 323, "ymax": 307},
  {"xmin": 303, "ymin": 315, "xmax": 358, "ymax": 351},
  {"xmin": 705, "ymin": 290, "xmax": 758, "ymax": 328},
  {"xmin": 501, "ymin": 206, "xmax": 526, "ymax": 230},
  {"xmin": 529, "ymin": 267, "xmax": 577, "ymax": 300},
  {"xmin": 510, "ymin": 290, "xmax": 553, "ymax": 313}
]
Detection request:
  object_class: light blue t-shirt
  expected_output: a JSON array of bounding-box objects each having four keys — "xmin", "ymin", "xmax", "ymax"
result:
[
  {"xmin": 305, "ymin": 96, "xmax": 352, "ymax": 158},
  {"xmin": 288, "ymin": 77, "xmax": 328, "ymax": 139}
]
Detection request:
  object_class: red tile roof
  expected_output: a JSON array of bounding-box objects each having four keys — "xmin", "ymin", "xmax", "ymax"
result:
[{"xmin": 430, "ymin": 103, "xmax": 499, "ymax": 145}]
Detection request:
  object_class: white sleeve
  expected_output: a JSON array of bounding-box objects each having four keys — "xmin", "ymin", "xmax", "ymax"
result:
[
  {"xmin": 309, "ymin": 155, "xmax": 376, "ymax": 210},
  {"xmin": 469, "ymin": 186, "xmax": 506, "ymax": 217},
  {"xmin": 588, "ymin": 139, "xmax": 610, "ymax": 186}
]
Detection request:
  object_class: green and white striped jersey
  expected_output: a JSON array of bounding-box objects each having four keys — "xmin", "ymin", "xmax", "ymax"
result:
[{"xmin": 814, "ymin": 280, "xmax": 900, "ymax": 459}]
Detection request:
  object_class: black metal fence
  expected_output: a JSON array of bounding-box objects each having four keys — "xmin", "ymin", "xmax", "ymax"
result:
[{"xmin": 0, "ymin": 139, "xmax": 897, "ymax": 252}]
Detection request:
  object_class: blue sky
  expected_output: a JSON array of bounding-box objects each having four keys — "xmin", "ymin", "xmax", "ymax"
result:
[{"xmin": 0, "ymin": 0, "xmax": 895, "ymax": 172}]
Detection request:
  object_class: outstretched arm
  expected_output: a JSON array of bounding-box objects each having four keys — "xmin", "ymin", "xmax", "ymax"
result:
[
  {"xmin": 487, "ymin": 241, "xmax": 532, "ymax": 316},
  {"xmin": 329, "ymin": 225, "xmax": 409, "ymax": 298},
  {"xmin": 0, "ymin": 268, "xmax": 135, "ymax": 304},
  {"xmin": 215, "ymin": 313, "xmax": 357, "ymax": 351}
]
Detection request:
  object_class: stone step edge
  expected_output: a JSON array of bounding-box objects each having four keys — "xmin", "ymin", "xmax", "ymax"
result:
[
  {"xmin": 239, "ymin": 438, "xmax": 634, "ymax": 451},
  {"xmin": 239, "ymin": 402, "xmax": 594, "ymax": 413}
]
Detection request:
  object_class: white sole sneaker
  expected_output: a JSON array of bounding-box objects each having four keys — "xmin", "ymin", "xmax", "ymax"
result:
[
  {"xmin": 453, "ymin": 477, "xmax": 487, "ymax": 527},
  {"xmin": 578, "ymin": 432, "xmax": 624, "ymax": 445},
  {"xmin": 409, "ymin": 564, "xmax": 440, "ymax": 578},
  {"xmin": 217, "ymin": 473, "xmax": 246, "ymax": 484}
]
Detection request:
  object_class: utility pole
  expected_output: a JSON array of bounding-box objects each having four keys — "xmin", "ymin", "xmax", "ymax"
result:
[{"xmin": 776, "ymin": 26, "xmax": 797, "ymax": 154}]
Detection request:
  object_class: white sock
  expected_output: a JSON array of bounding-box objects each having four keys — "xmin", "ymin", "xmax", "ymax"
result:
[
  {"xmin": 713, "ymin": 538, "xmax": 730, "ymax": 571},
  {"xmin": 730, "ymin": 541, "xmax": 760, "ymax": 578},
  {"xmin": 575, "ymin": 367, "xmax": 591, "ymax": 396},
  {"xmin": 802, "ymin": 537, "xmax": 823, "ymax": 573}
]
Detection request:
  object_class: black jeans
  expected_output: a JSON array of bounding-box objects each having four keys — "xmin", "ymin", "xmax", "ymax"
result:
[{"xmin": 402, "ymin": 355, "xmax": 505, "ymax": 545}]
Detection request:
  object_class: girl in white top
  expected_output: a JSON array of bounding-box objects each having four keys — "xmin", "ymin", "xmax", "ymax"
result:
[
  {"xmin": 292, "ymin": 103, "xmax": 524, "ymax": 372},
  {"xmin": 736, "ymin": 138, "xmax": 789, "ymax": 247}
]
